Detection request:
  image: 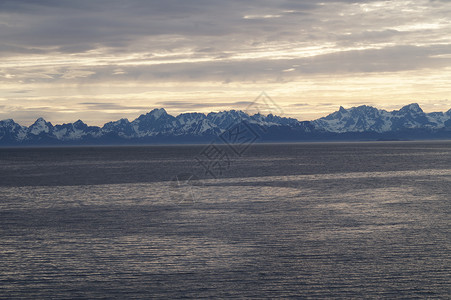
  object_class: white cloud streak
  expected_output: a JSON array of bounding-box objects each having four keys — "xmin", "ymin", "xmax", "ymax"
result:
[{"xmin": 0, "ymin": 0, "xmax": 450, "ymax": 124}]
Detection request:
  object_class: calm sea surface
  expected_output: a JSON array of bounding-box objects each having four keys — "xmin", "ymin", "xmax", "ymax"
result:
[{"xmin": 0, "ymin": 142, "xmax": 450, "ymax": 299}]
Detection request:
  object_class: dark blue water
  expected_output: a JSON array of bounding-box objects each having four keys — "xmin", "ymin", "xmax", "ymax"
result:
[{"xmin": 0, "ymin": 142, "xmax": 450, "ymax": 298}]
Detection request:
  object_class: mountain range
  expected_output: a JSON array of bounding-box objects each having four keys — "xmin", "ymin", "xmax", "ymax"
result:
[{"xmin": 1, "ymin": 103, "xmax": 450, "ymax": 146}]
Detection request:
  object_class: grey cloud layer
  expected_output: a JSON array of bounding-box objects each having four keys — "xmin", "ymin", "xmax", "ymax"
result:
[
  {"xmin": 1, "ymin": 0, "xmax": 450, "ymax": 83},
  {"xmin": 4, "ymin": 44, "xmax": 451, "ymax": 85},
  {"xmin": 0, "ymin": 0, "xmax": 428, "ymax": 51}
]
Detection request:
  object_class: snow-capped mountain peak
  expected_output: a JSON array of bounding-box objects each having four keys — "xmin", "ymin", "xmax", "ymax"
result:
[
  {"xmin": 398, "ymin": 103, "xmax": 423, "ymax": 114},
  {"xmin": 1, "ymin": 119, "xmax": 15, "ymax": 125},
  {"xmin": 148, "ymin": 108, "xmax": 167, "ymax": 120},
  {"xmin": 29, "ymin": 118, "xmax": 53, "ymax": 135},
  {"xmin": 0, "ymin": 119, "xmax": 27, "ymax": 142},
  {"xmin": 73, "ymin": 119, "xmax": 86, "ymax": 127},
  {"xmin": 0, "ymin": 104, "xmax": 450, "ymax": 145},
  {"xmin": 313, "ymin": 103, "xmax": 450, "ymax": 133}
]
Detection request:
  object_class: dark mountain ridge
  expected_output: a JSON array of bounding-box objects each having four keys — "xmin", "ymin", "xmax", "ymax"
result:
[{"xmin": 1, "ymin": 103, "xmax": 450, "ymax": 146}]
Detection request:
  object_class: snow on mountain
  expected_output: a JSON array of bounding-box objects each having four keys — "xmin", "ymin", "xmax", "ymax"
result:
[
  {"xmin": 54, "ymin": 120, "xmax": 100, "ymax": 140},
  {"xmin": 0, "ymin": 119, "xmax": 27, "ymax": 142},
  {"xmin": 177, "ymin": 112, "xmax": 206, "ymax": 126},
  {"xmin": 253, "ymin": 113, "xmax": 302, "ymax": 127},
  {"xmin": 102, "ymin": 118, "xmax": 134, "ymax": 138},
  {"xmin": 0, "ymin": 104, "xmax": 450, "ymax": 145},
  {"xmin": 313, "ymin": 105, "xmax": 393, "ymax": 133},
  {"xmin": 131, "ymin": 108, "xmax": 179, "ymax": 137},
  {"xmin": 28, "ymin": 117, "xmax": 53, "ymax": 136},
  {"xmin": 390, "ymin": 103, "xmax": 434, "ymax": 130},
  {"xmin": 207, "ymin": 110, "xmax": 250, "ymax": 129},
  {"xmin": 426, "ymin": 110, "xmax": 451, "ymax": 128},
  {"xmin": 313, "ymin": 103, "xmax": 450, "ymax": 133},
  {"xmin": 175, "ymin": 113, "xmax": 219, "ymax": 136}
]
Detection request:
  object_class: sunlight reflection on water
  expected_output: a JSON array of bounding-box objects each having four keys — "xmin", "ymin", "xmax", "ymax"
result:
[{"xmin": 0, "ymin": 142, "xmax": 450, "ymax": 298}]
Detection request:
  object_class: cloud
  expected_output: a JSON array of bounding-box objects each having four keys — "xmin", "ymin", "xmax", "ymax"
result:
[
  {"xmin": 1, "ymin": 0, "xmax": 450, "ymax": 124},
  {"xmin": 0, "ymin": 0, "xmax": 408, "ymax": 56},
  {"xmin": 10, "ymin": 89, "xmax": 33, "ymax": 94},
  {"xmin": 80, "ymin": 102, "xmax": 152, "ymax": 110},
  {"xmin": 155, "ymin": 100, "xmax": 254, "ymax": 110},
  {"xmin": 1, "ymin": 0, "xmax": 449, "ymax": 80}
]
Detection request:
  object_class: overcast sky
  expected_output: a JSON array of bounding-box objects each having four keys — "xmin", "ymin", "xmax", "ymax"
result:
[{"xmin": 1, "ymin": 0, "xmax": 450, "ymax": 125}]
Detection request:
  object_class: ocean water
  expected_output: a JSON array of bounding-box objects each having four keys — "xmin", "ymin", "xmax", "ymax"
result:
[{"xmin": 0, "ymin": 142, "xmax": 450, "ymax": 299}]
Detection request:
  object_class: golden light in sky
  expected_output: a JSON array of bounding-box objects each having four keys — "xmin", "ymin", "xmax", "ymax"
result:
[{"xmin": 0, "ymin": 0, "xmax": 450, "ymax": 125}]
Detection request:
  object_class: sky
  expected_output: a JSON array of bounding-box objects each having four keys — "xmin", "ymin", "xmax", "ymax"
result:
[{"xmin": 1, "ymin": 0, "xmax": 451, "ymax": 126}]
